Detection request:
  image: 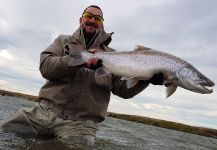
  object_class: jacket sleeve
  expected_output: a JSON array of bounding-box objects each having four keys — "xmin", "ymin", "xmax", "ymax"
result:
[
  {"xmin": 39, "ymin": 35, "xmax": 81, "ymax": 80},
  {"xmin": 111, "ymin": 75, "xmax": 150, "ymax": 99}
]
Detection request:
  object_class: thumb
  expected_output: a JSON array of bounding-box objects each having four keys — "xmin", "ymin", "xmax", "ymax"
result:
[{"xmin": 88, "ymin": 48, "xmax": 97, "ymax": 54}]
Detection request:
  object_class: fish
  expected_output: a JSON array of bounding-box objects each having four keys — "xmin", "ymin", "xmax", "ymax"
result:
[{"xmin": 69, "ymin": 45, "xmax": 215, "ymax": 98}]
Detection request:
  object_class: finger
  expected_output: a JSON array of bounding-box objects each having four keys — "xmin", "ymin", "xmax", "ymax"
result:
[
  {"xmin": 88, "ymin": 49, "xmax": 97, "ymax": 54},
  {"xmin": 87, "ymin": 58, "xmax": 94, "ymax": 67},
  {"xmin": 163, "ymin": 74, "xmax": 174, "ymax": 87},
  {"xmin": 163, "ymin": 74, "xmax": 167, "ymax": 81},
  {"xmin": 93, "ymin": 58, "xmax": 99, "ymax": 66},
  {"xmin": 164, "ymin": 82, "xmax": 173, "ymax": 87},
  {"xmin": 163, "ymin": 74, "xmax": 169, "ymax": 87}
]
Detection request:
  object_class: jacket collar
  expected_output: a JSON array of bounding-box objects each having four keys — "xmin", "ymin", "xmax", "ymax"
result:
[{"xmin": 70, "ymin": 26, "xmax": 113, "ymax": 49}]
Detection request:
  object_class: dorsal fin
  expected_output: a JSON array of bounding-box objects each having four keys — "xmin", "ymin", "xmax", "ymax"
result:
[{"xmin": 134, "ymin": 45, "xmax": 152, "ymax": 51}]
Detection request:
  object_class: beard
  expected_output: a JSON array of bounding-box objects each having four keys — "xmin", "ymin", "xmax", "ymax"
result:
[
  {"xmin": 85, "ymin": 22, "xmax": 98, "ymax": 28},
  {"xmin": 82, "ymin": 24, "xmax": 97, "ymax": 47},
  {"xmin": 81, "ymin": 21, "xmax": 102, "ymax": 46},
  {"xmin": 82, "ymin": 22, "xmax": 98, "ymax": 34},
  {"xmin": 82, "ymin": 22, "xmax": 98, "ymax": 41}
]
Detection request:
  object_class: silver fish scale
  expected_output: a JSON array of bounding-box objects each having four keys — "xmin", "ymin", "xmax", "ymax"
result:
[
  {"xmin": 93, "ymin": 51, "xmax": 187, "ymax": 79},
  {"xmin": 80, "ymin": 49, "xmax": 214, "ymax": 94}
]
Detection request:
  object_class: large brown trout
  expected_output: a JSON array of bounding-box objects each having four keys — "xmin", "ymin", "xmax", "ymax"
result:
[{"xmin": 69, "ymin": 45, "xmax": 215, "ymax": 98}]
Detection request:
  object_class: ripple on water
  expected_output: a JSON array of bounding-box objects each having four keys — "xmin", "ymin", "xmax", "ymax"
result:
[{"xmin": 1, "ymin": 96, "xmax": 217, "ymax": 150}]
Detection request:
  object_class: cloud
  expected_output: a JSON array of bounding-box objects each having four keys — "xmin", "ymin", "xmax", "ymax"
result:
[
  {"xmin": 0, "ymin": 0, "xmax": 216, "ymax": 129},
  {"xmin": 109, "ymin": 83, "xmax": 217, "ymax": 129},
  {"xmin": 0, "ymin": 80, "xmax": 11, "ymax": 90},
  {"xmin": 0, "ymin": 47, "xmax": 44, "ymax": 94},
  {"xmin": 0, "ymin": 19, "xmax": 13, "ymax": 34},
  {"xmin": 0, "ymin": 49, "xmax": 14, "ymax": 60},
  {"xmin": 143, "ymin": 103, "xmax": 173, "ymax": 111}
]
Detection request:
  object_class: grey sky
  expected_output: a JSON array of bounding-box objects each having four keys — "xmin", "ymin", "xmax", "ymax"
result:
[{"xmin": 0, "ymin": 0, "xmax": 216, "ymax": 129}]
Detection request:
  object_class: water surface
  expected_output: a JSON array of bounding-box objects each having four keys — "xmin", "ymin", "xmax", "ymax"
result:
[{"xmin": 0, "ymin": 95, "xmax": 217, "ymax": 150}]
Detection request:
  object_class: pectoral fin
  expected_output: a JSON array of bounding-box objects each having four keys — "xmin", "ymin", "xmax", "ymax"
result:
[{"xmin": 166, "ymin": 85, "xmax": 177, "ymax": 98}]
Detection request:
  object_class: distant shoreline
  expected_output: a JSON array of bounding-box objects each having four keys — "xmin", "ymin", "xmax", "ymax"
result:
[{"xmin": 1, "ymin": 89, "xmax": 216, "ymax": 139}]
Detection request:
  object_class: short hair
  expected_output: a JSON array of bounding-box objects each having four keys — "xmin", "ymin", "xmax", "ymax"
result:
[{"xmin": 82, "ymin": 5, "xmax": 103, "ymax": 16}]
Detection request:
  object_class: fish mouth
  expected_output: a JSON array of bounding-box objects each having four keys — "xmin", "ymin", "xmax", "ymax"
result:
[
  {"xmin": 200, "ymin": 86, "xmax": 213, "ymax": 93},
  {"xmin": 196, "ymin": 81, "xmax": 215, "ymax": 94},
  {"xmin": 200, "ymin": 81, "xmax": 215, "ymax": 87}
]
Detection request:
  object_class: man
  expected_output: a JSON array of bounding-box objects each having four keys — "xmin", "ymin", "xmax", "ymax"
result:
[{"xmin": 0, "ymin": 5, "xmax": 164, "ymax": 149}]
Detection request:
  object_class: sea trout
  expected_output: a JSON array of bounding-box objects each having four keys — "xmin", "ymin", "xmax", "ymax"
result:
[{"xmin": 69, "ymin": 45, "xmax": 215, "ymax": 98}]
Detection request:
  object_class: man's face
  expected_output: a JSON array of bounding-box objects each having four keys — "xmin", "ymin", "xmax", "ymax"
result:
[{"xmin": 80, "ymin": 7, "xmax": 104, "ymax": 33}]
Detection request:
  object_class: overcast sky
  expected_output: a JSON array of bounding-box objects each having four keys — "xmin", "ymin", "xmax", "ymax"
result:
[{"xmin": 0, "ymin": 0, "xmax": 216, "ymax": 129}]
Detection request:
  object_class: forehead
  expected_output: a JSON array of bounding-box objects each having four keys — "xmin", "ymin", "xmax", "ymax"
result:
[{"xmin": 84, "ymin": 7, "xmax": 103, "ymax": 17}]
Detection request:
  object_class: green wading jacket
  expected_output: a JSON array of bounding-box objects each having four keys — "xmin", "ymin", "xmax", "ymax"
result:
[{"xmin": 38, "ymin": 26, "xmax": 149, "ymax": 123}]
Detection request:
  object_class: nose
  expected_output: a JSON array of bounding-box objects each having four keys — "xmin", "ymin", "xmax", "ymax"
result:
[{"xmin": 89, "ymin": 17, "xmax": 96, "ymax": 22}]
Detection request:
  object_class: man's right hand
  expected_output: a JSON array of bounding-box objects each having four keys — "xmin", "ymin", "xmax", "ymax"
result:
[
  {"xmin": 87, "ymin": 57, "xmax": 100, "ymax": 67},
  {"xmin": 86, "ymin": 57, "xmax": 103, "ymax": 70}
]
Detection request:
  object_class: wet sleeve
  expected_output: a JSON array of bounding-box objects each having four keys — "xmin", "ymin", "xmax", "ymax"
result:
[
  {"xmin": 111, "ymin": 75, "xmax": 150, "ymax": 99},
  {"xmin": 39, "ymin": 35, "xmax": 83, "ymax": 80}
]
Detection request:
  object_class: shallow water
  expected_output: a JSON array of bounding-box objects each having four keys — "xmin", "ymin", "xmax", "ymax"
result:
[{"xmin": 0, "ymin": 95, "xmax": 217, "ymax": 150}]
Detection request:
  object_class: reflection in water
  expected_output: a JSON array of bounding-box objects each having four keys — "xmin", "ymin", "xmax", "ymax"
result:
[{"xmin": 0, "ymin": 96, "xmax": 217, "ymax": 150}]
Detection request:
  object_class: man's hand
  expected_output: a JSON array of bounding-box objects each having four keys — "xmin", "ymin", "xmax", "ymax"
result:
[
  {"xmin": 86, "ymin": 48, "xmax": 103, "ymax": 70},
  {"xmin": 87, "ymin": 57, "xmax": 103, "ymax": 70},
  {"xmin": 140, "ymin": 73, "xmax": 173, "ymax": 87},
  {"xmin": 87, "ymin": 57, "xmax": 99, "ymax": 67},
  {"xmin": 88, "ymin": 48, "xmax": 97, "ymax": 53}
]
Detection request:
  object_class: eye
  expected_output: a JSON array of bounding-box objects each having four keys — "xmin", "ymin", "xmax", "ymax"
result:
[
  {"xmin": 86, "ymin": 15, "xmax": 92, "ymax": 19},
  {"xmin": 94, "ymin": 17, "xmax": 103, "ymax": 24},
  {"xmin": 82, "ymin": 13, "xmax": 93, "ymax": 19},
  {"xmin": 95, "ymin": 17, "xmax": 101, "ymax": 21},
  {"xmin": 87, "ymin": 15, "xmax": 93, "ymax": 19}
]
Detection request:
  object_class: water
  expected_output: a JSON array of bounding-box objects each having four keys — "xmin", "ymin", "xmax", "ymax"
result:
[{"xmin": 0, "ymin": 95, "xmax": 217, "ymax": 150}]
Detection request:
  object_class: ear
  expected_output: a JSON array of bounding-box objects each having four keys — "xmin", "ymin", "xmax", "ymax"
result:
[{"xmin": 79, "ymin": 17, "xmax": 82, "ymax": 24}]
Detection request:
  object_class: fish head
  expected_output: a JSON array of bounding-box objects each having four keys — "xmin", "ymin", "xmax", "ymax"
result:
[{"xmin": 177, "ymin": 65, "xmax": 215, "ymax": 94}]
